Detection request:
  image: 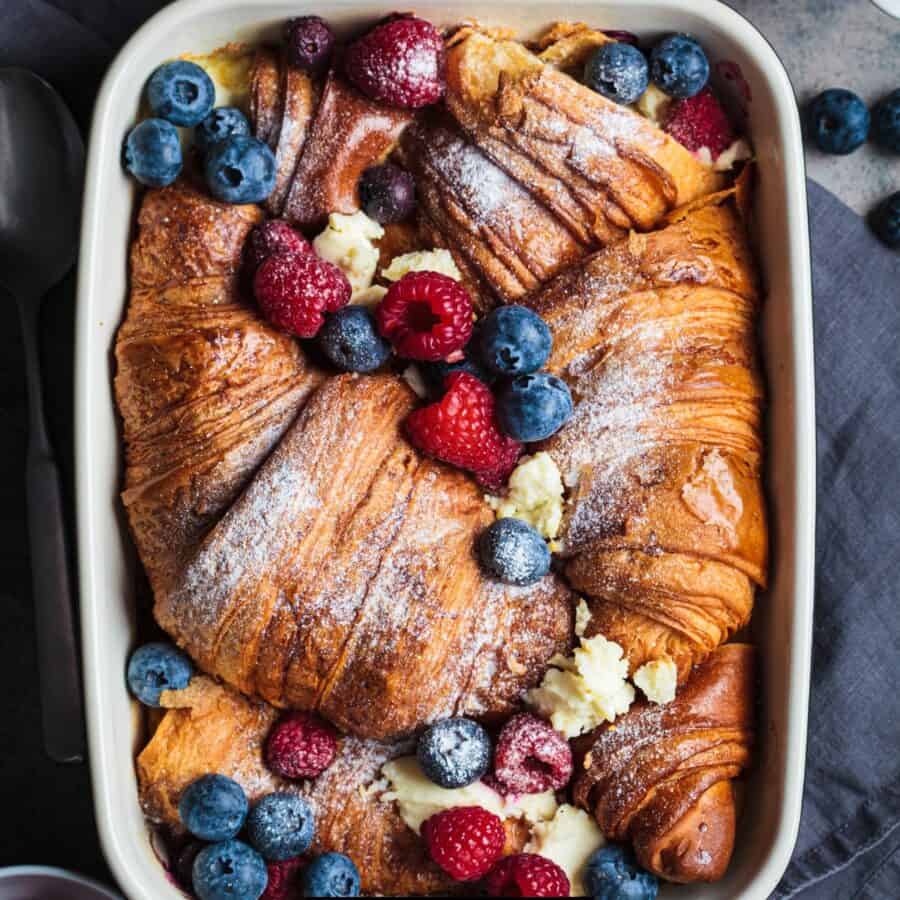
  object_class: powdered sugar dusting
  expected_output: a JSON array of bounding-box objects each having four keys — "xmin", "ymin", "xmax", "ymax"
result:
[{"xmin": 553, "ymin": 317, "xmax": 672, "ymax": 550}]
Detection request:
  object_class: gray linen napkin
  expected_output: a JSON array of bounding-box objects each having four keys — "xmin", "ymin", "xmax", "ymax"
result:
[
  {"xmin": 1, "ymin": 4, "xmax": 900, "ymax": 897},
  {"xmin": 771, "ymin": 180, "xmax": 900, "ymax": 899}
]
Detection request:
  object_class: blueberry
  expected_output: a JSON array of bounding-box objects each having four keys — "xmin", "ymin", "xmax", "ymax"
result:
[
  {"xmin": 478, "ymin": 518, "xmax": 551, "ymax": 586},
  {"xmin": 417, "ymin": 718, "xmax": 491, "ymax": 789},
  {"xmin": 358, "ymin": 164, "xmax": 416, "ymax": 224},
  {"xmin": 195, "ymin": 107, "xmax": 251, "ymax": 153},
  {"xmin": 247, "ymin": 793, "xmax": 315, "ymax": 861},
  {"xmin": 420, "ymin": 324, "xmax": 496, "ymax": 396},
  {"xmin": 318, "ymin": 307, "xmax": 392, "ymax": 372},
  {"xmin": 179, "ymin": 774, "xmax": 249, "ymax": 842},
  {"xmin": 147, "ymin": 60, "xmax": 215, "ymax": 127},
  {"xmin": 285, "ymin": 16, "xmax": 336, "ymax": 73},
  {"xmin": 496, "ymin": 372, "xmax": 573, "ymax": 442},
  {"xmin": 175, "ymin": 840, "xmax": 206, "ymax": 892},
  {"xmin": 301, "ymin": 852, "xmax": 361, "ymax": 897},
  {"xmin": 649, "ymin": 34, "xmax": 709, "ymax": 99},
  {"xmin": 192, "ymin": 840, "xmax": 268, "ymax": 900},
  {"xmin": 122, "ymin": 119, "xmax": 182, "ymax": 188},
  {"xmin": 872, "ymin": 89, "xmax": 900, "ymax": 153},
  {"xmin": 584, "ymin": 43, "xmax": 649, "ymax": 106},
  {"xmin": 585, "ymin": 844, "xmax": 659, "ymax": 900},
  {"xmin": 478, "ymin": 306, "xmax": 552, "ymax": 377},
  {"xmin": 806, "ymin": 89, "xmax": 870, "ymax": 155},
  {"xmin": 871, "ymin": 191, "xmax": 900, "ymax": 249},
  {"xmin": 126, "ymin": 641, "xmax": 193, "ymax": 706},
  {"xmin": 205, "ymin": 135, "xmax": 277, "ymax": 204}
]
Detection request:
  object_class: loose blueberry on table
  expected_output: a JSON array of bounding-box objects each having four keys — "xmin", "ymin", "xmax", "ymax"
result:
[
  {"xmin": 806, "ymin": 88, "xmax": 870, "ymax": 155},
  {"xmin": 872, "ymin": 89, "xmax": 900, "ymax": 153}
]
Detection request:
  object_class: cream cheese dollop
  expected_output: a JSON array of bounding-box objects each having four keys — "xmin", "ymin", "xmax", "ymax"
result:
[
  {"xmin": 382, "ymin": 248, "xmax": 462, "ymax": 282},
  {"xmin": 527, "ymin": 635, "xmax": 635, "ymax": 739},
  {"xmin": 633, "ymin": 656, "xmax": 678, "ymax": 704},
  {"xmin": 487, "ymin": 452, "xmax": 565, "ymax": 543},
  {"xmin": 525, "ymin": 804, "xmax": 605, "ymax": 897},
  {"xmin": 380, "ymin": 756, "xmax": 557, "ymax": 834},
  {"xmin": 313, "ymin": 210, "xmax": 384, "ymax": 299}
]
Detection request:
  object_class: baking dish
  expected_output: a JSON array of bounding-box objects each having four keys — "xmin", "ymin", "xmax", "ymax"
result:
[{"xmin": 74, "ymin": 1, "xmax": 815, "ymax": 897}]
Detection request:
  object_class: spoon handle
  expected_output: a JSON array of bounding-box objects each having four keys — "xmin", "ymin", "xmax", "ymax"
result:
[{"xmin": 19, "ymin": 298, "xmax": 85, "ymax": 764}]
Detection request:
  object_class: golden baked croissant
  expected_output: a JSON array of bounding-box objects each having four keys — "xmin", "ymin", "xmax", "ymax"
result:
[
  {"xmin": 444, "ymin": 25, "xmax": 726, "ymax": 248},
  {"xmin": 115, "ymin": 181, "xmax": 323, "ymax": 581},
  {"xmin": 116, "ymin": 181, "xmax": 575, "ymax": 741},
  {"xmin": 521, "ymin": 190, "xmax": 766, "ymax": 681},
  {"xmin": 397, "ymin": 115, "xmax": 586, "ymax": 307},
  {"xmin": 572, "ymin": 644, "xmax": 755, "ymax": 883},
  {"xmin": 138, "ymin": 676, "xmax": 532, "ymax": 896},
  {"xmin": 249, "ymin": 47, "xmax": 413, "ymax": 225}
]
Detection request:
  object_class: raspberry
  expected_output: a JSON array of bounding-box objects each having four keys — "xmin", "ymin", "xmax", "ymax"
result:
[
  {"xmin": 245, "ymin": 220, "xmax": 311, "ymax": 276},
  {"xmin": 486, "ymin": 854, "xmax": 571, "ymax": 897},
  {"xmin": 254, "ymin": 252, "xmax": 350, "ymax": 339},
  {"xmin": 421, "ymin": 806, "xmax": 505, "ymax": 881},
  {"xmin": 493, "ymin": 714, "xmax": 573, "ymax": 795},
  {"xmin": 344, "ymin": 15, "xmax": 445, "ymax": 109},
  {"xmin": 405, "ymin": 372, "xmax": 521, "ymax": 489},
  {"xmin": 376, "ymin": 271, "xmax": 473, "ymax": 361},
  {"xmin": 265, "ymin": 711, "xmax": 338, "ymax": 780},
  {"xmin": 663, "ymin": 86, "xmax": 735, "ymax": 159},
  {"xmin": 261, "ymin": 856, "xmax": 307, "ymax": 900}
]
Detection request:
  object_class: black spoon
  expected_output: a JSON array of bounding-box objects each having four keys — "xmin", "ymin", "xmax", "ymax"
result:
[{"xmin": 0, "ymin": 68, "xmax": 85, "ymax": 763}]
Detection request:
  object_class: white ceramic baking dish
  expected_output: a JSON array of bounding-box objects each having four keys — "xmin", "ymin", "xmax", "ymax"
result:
[{"xmin": 75, "ymin": 1, "xmax": 815, "ymax": 897}]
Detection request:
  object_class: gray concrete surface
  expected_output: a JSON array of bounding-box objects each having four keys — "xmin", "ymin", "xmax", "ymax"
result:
[{"xmin": 726, "ymin": 0, "xmax": 900, "ymax": 214}]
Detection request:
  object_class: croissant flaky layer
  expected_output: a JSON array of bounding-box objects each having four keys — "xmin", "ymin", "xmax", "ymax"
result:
[
  {"xmin": 117, "ymin": 182, "xmax": 574, "ymax": 741},
  {"xmin": 522, "ymin": 194, "xmax": 766, "ymax": 681},
  {"xmin": 115, "ymin": 182, "xmax": 324, "ymax": 586},
  {"xmin": 156, "ymin": 372, "xmax": 574, "ymax": 737},
  {"xmin": 444, "ymin": 26, "xmax": 726, "ymax": 247},
  {"xmin": 572, "ymin": 644, "xmax": 755, "ymax": 883}
]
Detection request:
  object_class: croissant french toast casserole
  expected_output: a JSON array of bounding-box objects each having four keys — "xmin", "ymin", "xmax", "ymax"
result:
[{"xmin": 116, "ymin": 12, "xmax": 765, "ymax": 900}]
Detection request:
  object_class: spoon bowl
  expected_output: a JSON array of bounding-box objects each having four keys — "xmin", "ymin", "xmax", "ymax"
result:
[{"xmin": 0, "ymin": 68, "xmax": 84, "ymax": 299}]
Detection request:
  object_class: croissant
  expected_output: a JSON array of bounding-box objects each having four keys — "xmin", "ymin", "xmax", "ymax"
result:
[
  {"xmin": 572, "ymin": 643, "xmax": 755, "ymax": 883},
  {"xmin": 397, "ymin": 115, "xmax": 586, "ymax": 307},
  {"xmin": 115, "ymin": 180, "xmax": 575, "ymax": 741},
  {"xmin": 522, "ymin": 189, "xmax": 766, "ymax": 680},
  {"xmin": 138, "ymin": 676, "xmax": 534, "ymax": 896},
  {"xmin": 444, "ymin": 25, "xmax": 727, "ymax": 250},
  {"xmin": 249, "ymin": 47, "xmax": 413, "ymax": 225}
]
